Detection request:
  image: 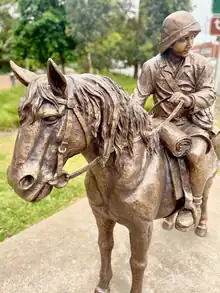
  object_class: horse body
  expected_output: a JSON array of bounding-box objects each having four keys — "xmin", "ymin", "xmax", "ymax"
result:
[
  {"xmin": 7, "ymin": 59, "xmax": 219, "ymax": 293},
  {"xmin": 84, "ymin": 139, "xmax": 175, "ymax": 224}
]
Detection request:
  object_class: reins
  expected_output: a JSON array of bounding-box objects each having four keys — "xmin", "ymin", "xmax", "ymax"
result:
[{"xmin": 148, "ymin": 100, "xmax": 184, "ymax": 135}]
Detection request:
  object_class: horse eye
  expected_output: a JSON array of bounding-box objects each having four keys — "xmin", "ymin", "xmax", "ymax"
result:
[{"xmin": 42, "ymin": 116, "xmax": 58, "ymax": 123}]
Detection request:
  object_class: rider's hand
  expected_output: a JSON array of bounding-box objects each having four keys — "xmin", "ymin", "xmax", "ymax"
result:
[{"xmin": 169, "ymin": 92, "xmax": 193, "ymax": 109}]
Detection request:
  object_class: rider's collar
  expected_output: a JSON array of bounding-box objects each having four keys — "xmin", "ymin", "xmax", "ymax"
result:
[{"xmin": 160, "ymin": 54, "xmax": 191, "ymax": 72}]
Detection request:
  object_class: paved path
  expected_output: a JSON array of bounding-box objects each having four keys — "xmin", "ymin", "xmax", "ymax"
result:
[{"xmin": 1, "ymin": 177, "xmax": 220, "ymax": 293}]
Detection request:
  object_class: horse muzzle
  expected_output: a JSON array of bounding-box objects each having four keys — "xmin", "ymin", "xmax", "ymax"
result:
[{"xmin": 7, "ymin": 165, "xmax": 53, "ymax": 202}]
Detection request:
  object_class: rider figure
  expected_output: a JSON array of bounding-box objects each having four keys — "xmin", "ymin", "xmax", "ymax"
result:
[{"xmin": 132, "ymin": 11, "xmax": 216, "ymax": 232}]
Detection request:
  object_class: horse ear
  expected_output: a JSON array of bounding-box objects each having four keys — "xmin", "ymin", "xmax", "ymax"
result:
[
  {"xmin": 10, "ymin": 60, "xmax": 38, "ymax": 86},
  {"xmin": 47, "ymin": 58, "xmax": 67, "ymax": 96}
]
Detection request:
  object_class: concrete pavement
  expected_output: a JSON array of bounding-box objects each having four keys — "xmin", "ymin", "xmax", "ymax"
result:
[{"xmin": 1, "ymin": 178, "xmax": 220, "ymax": 293}]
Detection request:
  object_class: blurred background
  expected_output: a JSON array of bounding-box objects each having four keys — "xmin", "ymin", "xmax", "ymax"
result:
[
  {"xmin": 0, "ymin": 0, "xmax": 220, "ymax": 86},
  {"xmin": 0, "ymin": 0, "xmax": 220, "ymax": 242}
]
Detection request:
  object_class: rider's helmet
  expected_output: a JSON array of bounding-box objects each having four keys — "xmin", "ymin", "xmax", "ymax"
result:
[{"xmin": 159, "ymin": 11, "xmax": 201, "ymax": 54}]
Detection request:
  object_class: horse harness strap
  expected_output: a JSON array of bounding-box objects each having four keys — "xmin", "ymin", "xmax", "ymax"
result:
[
  {"xmin": 56, "ymin": 109, "xmax": 73, "ymax": 179},
  {"xmin": 51, "ymin": 97, "xmax": 102, "ymax": 188}
]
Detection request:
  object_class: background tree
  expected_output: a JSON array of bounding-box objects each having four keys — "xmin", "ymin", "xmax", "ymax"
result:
[
  {"xmin": 66, "ymin": 0, "xmax": 134, "ymax": 73},
  {"xmin": 12, "ymin": 0, "xmax": 77, "ymax": 73},
  {"xmin": 0, "ymin": 1, "xmax": 15, "ymax": 72},
  {"xmin": 9, "ymin": 0, "xmax": 192, "ymax": 76},
  {"xmin": 116, "ymin": 14, "xmax": 153, "ymax": 79}
]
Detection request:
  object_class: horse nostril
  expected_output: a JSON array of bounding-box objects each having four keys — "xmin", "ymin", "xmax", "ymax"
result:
[{"xmin": 19, "ymin": 175, "xmax": 35, "ymax": 190}]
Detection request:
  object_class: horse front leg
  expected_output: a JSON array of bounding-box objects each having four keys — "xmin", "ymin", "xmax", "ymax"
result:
[
  {"xmin": 93, "ymin": 212, "xmax": 116, "ymax": 293},
  {"xmin": 195, "ymin": 178, "xmax": 213, "ymax": 237},
  {"xmin": 129, "ymin": 221, "xmax": 153, "ymax": 293}
]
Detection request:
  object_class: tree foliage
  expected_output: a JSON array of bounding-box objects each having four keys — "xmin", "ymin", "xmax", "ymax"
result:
[
  {"xmin": 0, "ymin": 3, "xmax": 15, "ymax": 71},
  {"xmin": 12, "ymin": 0, "xmax": 77, "ymax": 72},
  {"xmin": 116, "ymin": 15, "xmax": 153, "ymax": 77},
  {"xmin": 88, "ymin": 32, "xmax": 123, "ymax": 71},
  {"xmin": 7, "ymin": 0, "xmax": 192, "ymax": 75},
  {"xmin": 66, "ymin": 0, "xmax": 134, "ymax": 72},
  {"xmin": 66, "ymin": 0, "xmax": 133, "ymax": 45},
  {"xmin": 65, "ymin": 0, "xmax": 191, "ymax": 76}
]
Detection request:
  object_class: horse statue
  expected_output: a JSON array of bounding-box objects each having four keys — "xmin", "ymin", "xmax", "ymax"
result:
[{"xmin": 7, "ymin": 59, "xmax": 219, "ymax": 293}]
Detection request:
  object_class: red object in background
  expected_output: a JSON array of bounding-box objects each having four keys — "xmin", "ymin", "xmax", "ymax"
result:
[
  {"xmin": 192, "ymin": 41, "xmax": 219, "ymax": 58},
  {"xmin": 210, "ymin": 17, "xmax": 220, "ymax": 36}
]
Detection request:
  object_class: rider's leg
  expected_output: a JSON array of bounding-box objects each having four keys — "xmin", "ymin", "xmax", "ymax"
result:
[
  {"xmin": 187, "ymin": 137, "xmax": 207, "ymax": 208},
  {"xmin": 175, "ymin": 137, "xmax": 207, "ymax": 231}
]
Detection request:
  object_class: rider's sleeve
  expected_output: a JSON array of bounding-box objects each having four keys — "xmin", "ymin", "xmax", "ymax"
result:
[
  {"xmin": 189, "ymin": 58, "xmax": 216, "ymax": 113},
  {"xmin": 131, "ymin": 61, "xmax": 155, "ymax": 107}
]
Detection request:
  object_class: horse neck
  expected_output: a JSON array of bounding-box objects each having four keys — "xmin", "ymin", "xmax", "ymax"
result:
[{"xmin": 81, "ymin": 140, "xmax": 101, "ymax": 164}]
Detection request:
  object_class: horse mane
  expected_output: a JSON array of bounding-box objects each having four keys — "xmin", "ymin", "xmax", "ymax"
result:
[
  {"xmin": 20, "ymin": 74, "xmax": 159, "ymax": 164},
  {"xmin": 67, "ymin": 74, "xmax": 159, "ymax": 163}
]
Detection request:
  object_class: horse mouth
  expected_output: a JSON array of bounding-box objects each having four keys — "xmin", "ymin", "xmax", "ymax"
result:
[
  {"xmin": 30, "ymin": 184, "xmax": 53, "ymax": 202},
  {"xmin": 48, "ymin": 171, "xmax": 69, "ymax": 188}
]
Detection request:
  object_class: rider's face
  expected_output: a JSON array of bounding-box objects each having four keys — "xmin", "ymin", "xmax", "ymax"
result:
[{"xmin": 170, "ymin": 32, "xmax": 196, "ymax": 57}]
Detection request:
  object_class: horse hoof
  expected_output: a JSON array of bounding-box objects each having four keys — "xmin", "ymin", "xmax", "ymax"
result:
[
  {"xmin": 162, "ymin": 219, "xmax": 174, "ymax": 231},
  {"xmin": 94, "ymin": 287, "xmax": 110, "ymax": 293},
  {"xmin": 195, "ymin": 226, "xmax": 207, "ymax": 237}
]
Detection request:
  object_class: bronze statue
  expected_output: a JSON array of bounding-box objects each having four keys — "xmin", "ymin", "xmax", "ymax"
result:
[{"xmin": 7, "ymin": 11, "xmax": 220, "ymax": 293}]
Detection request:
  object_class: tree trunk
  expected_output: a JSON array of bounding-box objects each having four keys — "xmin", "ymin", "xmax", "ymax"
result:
[
  {"xmin": 133, "ymin": 61, "xmax": 139, "ymax": 79},
  {"xmin": 61, "ymin": 62, "xmax": 65, "ymax": 74},
  {"xmin": 60, "ymin": 54, "xmax": 65, "ymax": 74},
  {"xmin": 25, "ymin": 58, "xmax": 30, "ymax": 70},
  {"xmin": 133, "ymin": 0, "xmax": 141, "ymax": 79},
  {"xmin": 87, "ymin": 51, "xmax": 93, "ymax": 73}
]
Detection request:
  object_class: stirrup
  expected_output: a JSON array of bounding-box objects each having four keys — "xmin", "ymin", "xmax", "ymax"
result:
[{"xmin": 175, "ymin": 209, "xmax": 195, "ymax": 232}]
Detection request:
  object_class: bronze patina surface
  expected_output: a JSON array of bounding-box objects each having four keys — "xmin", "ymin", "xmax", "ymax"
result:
[{"xmin": 7, "ymin": 11, "xmax": 220, "ymax": 293}]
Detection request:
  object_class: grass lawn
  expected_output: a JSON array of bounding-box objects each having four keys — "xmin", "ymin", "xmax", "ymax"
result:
[{"xmin": 0, "ymin": 86, "xmax": 26, "ymax": 130}]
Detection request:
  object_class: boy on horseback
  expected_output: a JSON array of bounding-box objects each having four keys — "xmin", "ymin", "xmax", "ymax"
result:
[{"xmin": 132, "ymin": 11, "xmax": 216, "ymax": 232}]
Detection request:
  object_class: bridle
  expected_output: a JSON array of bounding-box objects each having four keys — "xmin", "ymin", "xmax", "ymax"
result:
[{"xmin": 48, "ymin": 96, "xmax": 101, "ymax": 188}]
